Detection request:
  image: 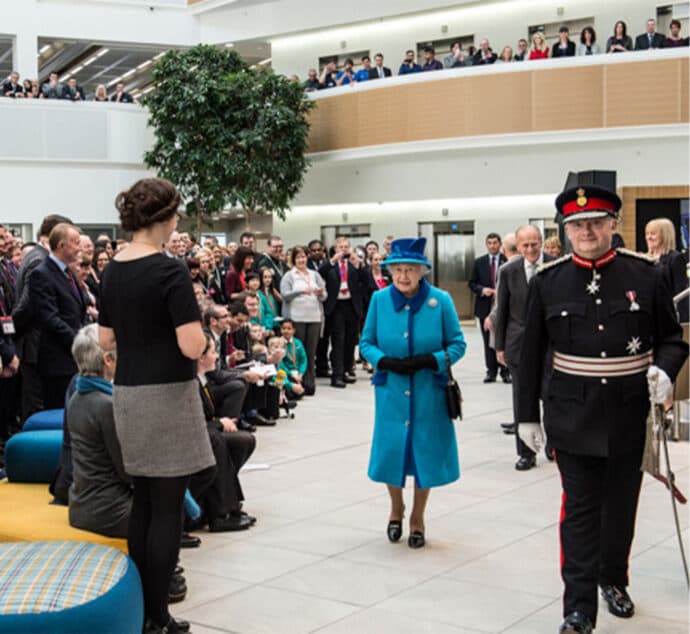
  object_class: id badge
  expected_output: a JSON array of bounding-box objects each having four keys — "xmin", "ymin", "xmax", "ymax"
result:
[{"xmin": 0, "ymin": 316, "xmax": 15, "ymax": 335}]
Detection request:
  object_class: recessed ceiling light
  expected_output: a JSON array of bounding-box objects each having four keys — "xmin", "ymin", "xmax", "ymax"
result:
[
  {"xmin": 122, "ymin": 68, "xmax": 136, "ymax": 78},
  {"xmin": 107, "ymin": 76, "xmax": 123, "ymax": 87},
  {"xmin": 96, "ymin": 48, "xmax": 109, "ymax": 57},
  {"xmin": 137, "ymin": 60, "xmax": 152, "ymax": 70},
  {"xmin": 83, "ymin": 56, "xmax": 99, "ymax": 66},
  {"xmin": 39, "ymin": 44, "xmax": 51, "ymax": 54},
  {"xmin": 69, "ymin": 65, "xmax": 84, "ymax": 75}
]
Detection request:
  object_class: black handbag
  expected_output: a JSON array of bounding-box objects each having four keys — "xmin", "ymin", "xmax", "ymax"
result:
[{"xmin": 445, "ymin": 351, "xmax": 462, "ymax": 420}]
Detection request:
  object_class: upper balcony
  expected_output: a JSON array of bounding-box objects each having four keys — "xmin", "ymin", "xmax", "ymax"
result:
[{"xmin": 305, "ymin": 48, "xmax": 689, "ymax": 158}]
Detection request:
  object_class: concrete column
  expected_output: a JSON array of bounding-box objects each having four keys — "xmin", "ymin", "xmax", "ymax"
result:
[{"xmin": 13, "ymin": 31, "xmax": 38, "ymax": 82}]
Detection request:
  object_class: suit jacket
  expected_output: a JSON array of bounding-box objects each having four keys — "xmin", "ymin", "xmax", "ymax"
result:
[
  {"xmin": 551, "ymin": 41, "xmax": 576, "ymax": 57},
  {"xmin": 319, "ymin": 259, "xmax": 365, "ymax": 318},
  {"xmin": 61, "ymin": 85, "xmax": 85, "ymax": 101},
  {"xmin": 29, "ymin": 257, "xmax": 87, "ymax": 377},
  {"xmin": 12, "ymin": 243, "xmax": 48, "ymax": 363},
  {"xmin": 368, "ymin": 66, "xmax": 392, "ymax": 79},
  {"xmin": 469, "ymin": 253, "xmax": 506, "ymax": 319},
  {"xmin": 635, "ymin": 32, "xmax": 666, "ymax": 50},
  {"xmin": 494, "ymin": 255, "xmax": 553, "ymax": 365}
]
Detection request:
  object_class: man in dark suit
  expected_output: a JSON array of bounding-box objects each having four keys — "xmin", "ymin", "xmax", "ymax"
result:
[
  {"xmin": 368, "ymin": 53, "xmax": 392, "ymax": 79},
  {"xmin": 469, "ymin": 233, "xmax": 508, "ymax": 383},
  {"xmin": 319, "ymin": 237, "xmax": 365, "ymax": 388},
  {"xmin": 61, "ymin": 77, "xmax": 85, "ymax": 101},
  {"xmin": 634, "ymin": 18, "xmax": 666, "ymax": 49},
  {"xmin": 494, "ymin": 225, "xmax": 552, "ymax": 471},
  {"xmin": 29, "ymin": 223, "xmax": 86, "ymax": 409},
  {"xmin": 12, "ymin": 214, "xmax": 73, "ymax": 420}
]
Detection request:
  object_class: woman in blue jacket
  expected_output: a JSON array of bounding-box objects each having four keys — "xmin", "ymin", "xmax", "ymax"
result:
[{"xmin": 360, "ymin": 237, "xmax": 466, "ymax": 549}]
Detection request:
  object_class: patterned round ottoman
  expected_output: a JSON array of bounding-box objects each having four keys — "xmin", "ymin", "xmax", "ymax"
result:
[
  {"xmin": 0, "ymin": 541, "xmax": 143, "ymax": 634},
  {"xmin": 23, "ymin": 409, "xmax": 64, "ymax": 432},
  {"xmin": 4, "ymin": 430, "xmax": 63, "ymax": 483}
]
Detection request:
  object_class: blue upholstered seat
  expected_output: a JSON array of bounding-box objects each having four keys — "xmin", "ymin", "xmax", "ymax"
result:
[
  {"xmin": 4, "ymin": 430, "xmax": 63, "ymax": 483},
  {"xmin": 23, "ymin": 409, "xmax": 64, "ymax": 432},
  {"xmin": 0, "ymin": 541, "xmax": 143, "ymax": 634}
]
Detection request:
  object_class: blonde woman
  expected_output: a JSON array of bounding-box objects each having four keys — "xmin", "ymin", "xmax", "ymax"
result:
[
  {"xmin": 529, "ymin": 31, "xmax": 550, "ymax": 59},
  {"xmin": 93, "ymin": 84, "xmax": 108, "ymax": 102},
  {"xmin": 543, "ymin": 236, "xmax": 562, "ymax": 258},
  {"xmin": 646, "ymin": 218, "xmax": 688, "ymax": 322}
]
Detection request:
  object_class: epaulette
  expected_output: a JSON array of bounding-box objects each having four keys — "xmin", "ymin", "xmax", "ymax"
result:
[
  {"xmin": 537, "ymin": 254, "xmax": 572, "ymax": 274},
  {"xmin": 616, "ymin": 248, "xmax": 656, "ymax": 264}
]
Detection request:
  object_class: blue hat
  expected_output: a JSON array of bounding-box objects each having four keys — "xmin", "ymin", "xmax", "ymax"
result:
[{"xmin": 383, "ymin": 237, "xmax": 432, "ymax": 270}]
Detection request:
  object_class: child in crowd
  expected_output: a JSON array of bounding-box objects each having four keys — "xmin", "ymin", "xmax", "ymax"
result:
[
  {"xmin": 248, "ymin": 323, "xmax": 269, "ymax": 362},
  {"xmin": 278, "ymin": 319, "xmax": 307, "ymax": 399},
  {"xmin": 246, "ymin": 273, "xmax": 275, "ymax": 332}
]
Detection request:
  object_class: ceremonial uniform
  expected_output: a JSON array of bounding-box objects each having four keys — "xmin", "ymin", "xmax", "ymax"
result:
[{"xmin": 517, "ymin": 186, "xmax": 688, "ymax": 631}]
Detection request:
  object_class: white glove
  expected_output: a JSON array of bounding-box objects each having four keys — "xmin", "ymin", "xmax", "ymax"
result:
[
  {"xmin": 647, "ymin": 365, "xmax": 673, "ymax": 404},
  {"xmin": 518, "ymin": 423, "xmax": 545, "ymax": 454}
]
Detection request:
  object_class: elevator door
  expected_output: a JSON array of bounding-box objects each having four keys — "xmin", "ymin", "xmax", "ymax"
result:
[{"xmin": 435, "ymin": 233, "xmax": 475, "ymax": 319}]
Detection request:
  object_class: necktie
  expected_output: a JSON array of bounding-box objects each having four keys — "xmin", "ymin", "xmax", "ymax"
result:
[
  {"xmin": 489, "ymin": 256, "xmax": 496, "ymax": 289},
  {"xmin": 339, "ymin": 261, "xmax": 349, "ymax": 296},
  {"xmin": 65, "ymin": 269, "xmax": 81, "ymax": 302},
  {"xmin": 378, "ymin": 67, "xmax": 383, "ymax": 78},
  {"xmin": 648, "ymin": 33, "xmax": 653, "ymax": 47}
]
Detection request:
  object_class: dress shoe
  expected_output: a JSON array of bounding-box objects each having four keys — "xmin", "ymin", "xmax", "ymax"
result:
[
  {"xmin": 168, "ymin": 575, "xmax": 187, "ymax": 604},
  {"xmin": 331, "ymin": 379, "xmax": 346, "ymax": 388},
  {"xmin": 387, "ymin": 519, "xmax": 403, "ymax": 543},
  {"xmin": 163, "ymin": 618, "xmax": 191, "ymax": 633},
  {"xmin": 501, "ymin": 373, "xmax": 512, "ymax": 384},
  {"xmin": 515, "ymin": 455, "xmax": 536, "ymax": 471},
  {"xmin": 209, "ymin": 513, "xmax": 251, "ymax": 532},
  {"xmin": 600, "ymin": 584, "xmax": 634, "ymax": 618},
  {"xmin": 232, "ymin": 509, "xmax": 257, "ymax": 525},
  {"xmin": 346, "ymin": 369, "xmax": 357, "ymax": 378},
  {"xmin": 237, "ymin": 419, "xmax": 256, "ymax": 432},
  {"xmin": 559, "ymin": 611, "xmax": 593, "ymax": 634},
  {"xmin": 408, "ymin": 530, "xmax": 426, "ymax": 549},
  {"xmin": 174, "ymin": 564, "xmax": 184, "ymax": 576},
  {"xmin": 180, "ymin": 532, "xmax": 201, "ymax": 548},
  {"xmin": 246, "ymin": 414, "xmax": 276, "ymax": 427},
  {"xmin": 343, "ymin": 375, "xmax": 357, "ymax": 384},
  {"xmin": 502, "ymin": 423, "xmax": 516, "ymax": 435},
  {"xmin": 483, "ymin": 374, "xmax": 497, "ymax": 383}
]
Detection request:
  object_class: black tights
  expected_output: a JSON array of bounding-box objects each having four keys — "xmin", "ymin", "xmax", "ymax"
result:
[{"xmin": 129, "ymin": 475, "xmax": 188, "ymax": 628}]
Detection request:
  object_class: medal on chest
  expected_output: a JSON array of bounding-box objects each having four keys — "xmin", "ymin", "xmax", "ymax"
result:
[
  {"xmin": 586, "ymin": 270, "xmax": 601, "ymax": 296},
  {"xmin": 626, "ymin": 290, "xmax": 640, "ymax": 312}
]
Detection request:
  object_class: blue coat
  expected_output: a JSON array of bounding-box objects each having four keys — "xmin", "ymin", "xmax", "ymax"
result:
[{"xmin": 360, "ymin": 280, "xmax": 466, "ymax": 488}]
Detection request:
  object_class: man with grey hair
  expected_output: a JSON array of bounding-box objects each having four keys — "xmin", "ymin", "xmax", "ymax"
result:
[
  {"xmin": 254, "ymin": 235, "xmax": 288, "ymax": 289},
  {"xmin": 494, "ymin": 224, "xmax": 552, "ymax": 470}
]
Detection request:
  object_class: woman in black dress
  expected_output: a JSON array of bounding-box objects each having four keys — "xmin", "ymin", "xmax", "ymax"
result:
[{"xmin": 99, "ymin": 178, "xmax": 215, "ymax": 634}]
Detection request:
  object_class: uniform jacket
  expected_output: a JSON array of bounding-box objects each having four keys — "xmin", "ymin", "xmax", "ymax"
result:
[
  {"xmin": 517, "ymin": 250, "xmax": 688, "ymax": 457},
  {"xmin": 360, "ymin": 281, "xmax": 466, "ymax": 488}
]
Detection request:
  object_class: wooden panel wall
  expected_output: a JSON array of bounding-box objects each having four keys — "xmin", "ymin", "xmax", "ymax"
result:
[
  {"xmin": 307, "ymin": 58, "xmax": 689, "ymax": 152},
  {"xmin": 618, "ymin": 185, "xmax": 690, "ymax": 250}
]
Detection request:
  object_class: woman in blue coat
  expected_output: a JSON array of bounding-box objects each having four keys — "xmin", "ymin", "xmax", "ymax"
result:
[{"xmin": 360, "ymin": 237, "xmax": 466, "ymax": 549}]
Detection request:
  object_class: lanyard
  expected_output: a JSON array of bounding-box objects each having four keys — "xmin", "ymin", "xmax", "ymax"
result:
[{"xmin": 287, "ymin": 339, "xmax": 296, "ymax": 367}]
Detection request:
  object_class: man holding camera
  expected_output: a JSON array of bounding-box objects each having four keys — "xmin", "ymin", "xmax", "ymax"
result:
[
  {"xmin": 398, "ymin": 50, "xmax": 422, "ymax": 75},
  {"xmin": 319, "ymin": 237, "xmax": 365, "ymax": 388}
]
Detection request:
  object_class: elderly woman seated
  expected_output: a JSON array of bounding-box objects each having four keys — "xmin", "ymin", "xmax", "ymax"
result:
[{"xmin": 67, "ymin": 324, "xmax": 131, "ymax": 538}]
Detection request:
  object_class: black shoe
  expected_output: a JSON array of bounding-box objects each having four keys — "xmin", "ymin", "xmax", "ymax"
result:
[
  {"xmin": 232, "ymin": 510, "xmax": 257, "ymax": 525},
  {"xmin": 331, "ymin": 379, "xmax": 346, "ymax": 388},
  {"xmin": 387, "ymin": 519, "xmax": 403, "ymax": 543},
  {"xmin": 408, "ymin": 530, "xmax": 426, "ymax": 549},
  {"xmin": 209, "ymin": 514, "xmax": 251, "ymax": 532},
  {"xmin": 246, "ymin": 414, "xmax": 276, "ymax": 427},
  {"xmin": 345, "ymin": 369, "xmax": 356, "ymax": 378},
  {"xmin": 163, "ymin": 618, "xmax": 191, "ymax": 633},
  {"xmin": 284, "ymin": 400, "xmax": 298, "ymax": 410},
  {"xmin": 315, "ymin": 370, "xmax": 330, "ymax": 378},
  {"xmin": 559, "ymin": 612, "xmax": 593, "ymax": 634},
  {"xmin": 502, "ymin": 423, "xmax": 516, "ymax": 435},
  {"xmin": 168, "ymin": 575, "xmax": 187, "ymax": 604},
  {"xmin": 180, "ymin": 532, "xmax": 201, "ymax": 548},
  {"xmin": 515, "ymin": 455, "xmax": 536, "ymax": 471},
  {"xmin": 600, "ymin": 584, "xmax": 634, "ymax": 618},
  {"xmin": 237, "ymin": 419, "xmax": 257, "ymax": 432},
  {"xmin": 174, "ymin": 564, "xmax": 184, "ymax": 576},
  {"xmin": 501, "ymin": 373, "xmax": 512, "ymax": 384},
  {"xmin": 483, "ymin": 374, "xmax": 497, "ymax": 383},
  {"xmin": 343, "ymin": 375, "xmax": 357, "ymax": 384}
]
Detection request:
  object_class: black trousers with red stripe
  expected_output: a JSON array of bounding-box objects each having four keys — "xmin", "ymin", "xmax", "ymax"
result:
[{"xmin": 555, "ymin": 447, "xmax": 643, "ymax": 625}]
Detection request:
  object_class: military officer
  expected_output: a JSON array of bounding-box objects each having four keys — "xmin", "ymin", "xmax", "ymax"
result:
[{"xmin": 517, "ymin": 185, "xmax": 688, "ymax": 634}]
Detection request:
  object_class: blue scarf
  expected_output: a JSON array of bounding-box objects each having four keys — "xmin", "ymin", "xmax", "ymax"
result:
[{"xmin": 76, "ymin": 376, "xmax": 113, "ymax": 395}]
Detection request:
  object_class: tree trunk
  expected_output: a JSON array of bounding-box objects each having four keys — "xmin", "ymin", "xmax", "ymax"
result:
[{"xmin": 194, "ymin": 197, "xmax": 204, "ymax": 242}]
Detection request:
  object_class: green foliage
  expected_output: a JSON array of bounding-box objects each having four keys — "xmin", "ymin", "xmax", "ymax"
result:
[{"xmin": 143, "ymin": 44, "xmax": 315, "ymax": 232}]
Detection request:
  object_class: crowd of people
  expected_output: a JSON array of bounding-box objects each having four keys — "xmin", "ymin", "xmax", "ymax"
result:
[
  {"xmin": 300, "ymin": 17, "xmax": 689, "ymax": 91},
  {"xmin": 1, "ymin": 71, "xmax": 137, "ymax": 103}
]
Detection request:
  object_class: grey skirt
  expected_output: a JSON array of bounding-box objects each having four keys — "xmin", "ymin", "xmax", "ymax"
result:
[{"xmin": 113, "ymin": 379, "xmax": 215, "ymax": 477}]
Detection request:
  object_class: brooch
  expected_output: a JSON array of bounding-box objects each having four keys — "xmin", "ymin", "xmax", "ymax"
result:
[
  {"xmin": 428, "ymin": 298, "xmax": 438, "ymax": 308},
  {"xmin": 625, "ymin": 291, "xmax": 640, "ymax": 312},
  {"xmin": 626, "ymin": 336, "xmax": 642, "ymax": 355}
]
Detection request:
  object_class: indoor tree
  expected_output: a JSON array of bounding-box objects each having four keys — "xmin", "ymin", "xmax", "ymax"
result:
[{"xmin": 143, "ymin": 44, "xmax": 315, "ymax": 237}]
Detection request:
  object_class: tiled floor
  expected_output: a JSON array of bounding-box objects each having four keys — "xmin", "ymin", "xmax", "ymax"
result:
[{"xmin": 174, "ymin": 326, "xmax": 689, "ymax": 634}]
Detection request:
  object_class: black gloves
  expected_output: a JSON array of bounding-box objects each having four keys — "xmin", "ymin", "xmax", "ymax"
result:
[
  {"xmin": 379, "ymin": 357, "xmax": 415, "ymax": 375},
  {"xmin": 378, "ymin": 354, "xmax": 438, "ymax": 375}
]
